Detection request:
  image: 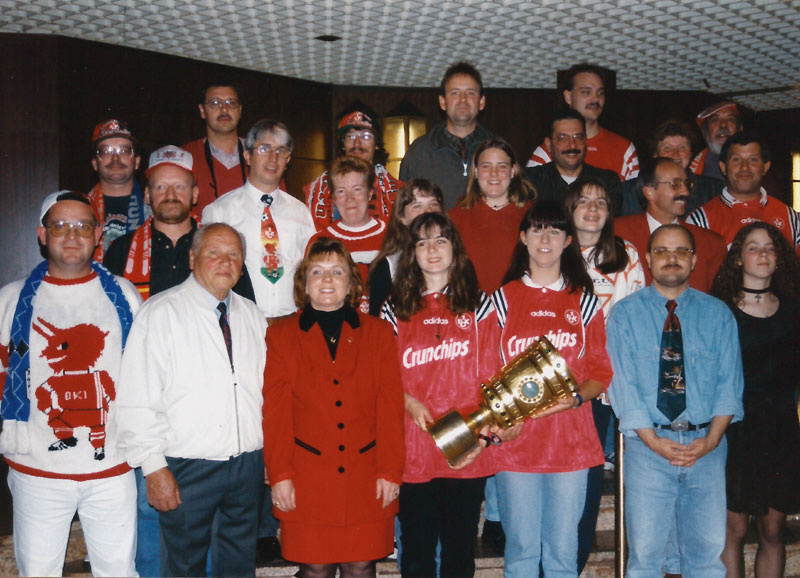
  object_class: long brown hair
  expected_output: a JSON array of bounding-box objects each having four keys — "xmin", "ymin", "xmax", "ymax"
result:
[
  {"xmin": 564, "ymin": 177, "xmax": 629, "ymax": 275},
  {"xmin": 391, "ymin": 213, "xmax": 480, "ymax": 320},
  {"xmin": 372, "ymin": 179, "xmax": 444, "ymax": 266},
  {"xmin": 710, "ymin": 222, "xmax": 799, "ymax": 306},
  {"xmin": 460, "ymin": 138, "xmax": 535, "ymax": 209},
  {"xmin": 502, "ymin": 201, "xmax": 593, "ymax": 294}
]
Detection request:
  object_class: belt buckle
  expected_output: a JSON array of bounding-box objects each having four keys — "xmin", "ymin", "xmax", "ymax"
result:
[{"xmin": 670, "ymin": 418, "xmax": 689, "ymax": 432}]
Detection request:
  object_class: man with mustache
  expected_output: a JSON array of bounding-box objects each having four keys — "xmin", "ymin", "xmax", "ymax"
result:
[
  {"xmin": 688, "ymin": 101, "xmax": 741, "ymax": 182},
  {"xmin": 606, "ymin": 223, "xmax": 743, "ymax": 578},
  {"xmin": 619, "ymin": 119, "xmax": 724, "ymax": 217},
  {"xmin": 616, "ymin": 157, "xmax": 727, "ymax": 292},
  {"xmin": 527, "ymin": 63, "xmax": 639, "ymax": 182},
  {"xmin": 104, "ymin": 146, "xmax": 255, "ymax": 576},
  {"xmin": 88, "ymin": 119, "xmax": 151, "ymax": 261},
  {"xmin": 524, "ymin": 108, "xmax": 622, "ymax": 213},
  {"xmin": 183, "ymin": 84, "xmax": 248, "ymax": 214},
  {"xmin": 688, "ymin": 132, "xmax": 800, "ymax": 253},
  {"xmin": 305, "ymin": 109, "xmax": 401, "ymax": 230}
]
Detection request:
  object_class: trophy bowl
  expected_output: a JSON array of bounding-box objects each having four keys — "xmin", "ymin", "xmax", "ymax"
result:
[{"xmin": 427, "ymin": 336, "xmax": 578, "ymax": 465}]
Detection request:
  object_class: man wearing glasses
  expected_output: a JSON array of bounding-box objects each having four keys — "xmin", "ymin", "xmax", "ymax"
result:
[
  {"xmin": 615, "ymin": 157, "xmax": 727, "ymax": 292},
  {"xmin": 305, "ymin": 109, "xmax": 401, "ymax": 230},
  {"xmin": 0, "ymin": 191, "xmax": 141, "ymax": 576},
  {"xmin": 203, "ymin": 119, "xmax": 315, "ymax": 322},
  {"xmin": 88, "ymin": 119, "xmax": 151, "ymax": 260},
  {"xmin": 183, "ymin": 83, "xmax": 248, "ymax": 213},
  {"xmin": 606, "ymin": 223, "xmax": 743, "ymax": 578},
  {"xmin": 527, "ymin": 63, "xmax": 639, "ymax": 183},
  {"xmin": 524, "ymin": 108, "xmax": 622, "ymax": 213}
]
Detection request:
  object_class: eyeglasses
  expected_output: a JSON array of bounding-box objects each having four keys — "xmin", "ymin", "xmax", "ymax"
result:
[
  {"xmin": 45, "ymin": 220, "xmax": 96, "ymax": 238},
  {"xmin": 553, "ymin": 133, "xmax": 586, "ymax": 144},
  {"xmin": 656, "ymin": 178, "xmax": 694, "ymax": 191},
  {"xmin": 343, "ymin": 132, "xmax": 375, "ymax": 143},
  {"xmin": 205, "ymin": 98, "xmax": 241, "ymax": 109},
  {"xmin": 649, "ymin": 247, "xmax": 694, "ymax": 259},
  {"xmin": 96, "ymin": 145, "xmax": 135, "ymax": 160},
  {"xmin": 251, "ymin": 144, "xmax": 290, "ymax": 158}
]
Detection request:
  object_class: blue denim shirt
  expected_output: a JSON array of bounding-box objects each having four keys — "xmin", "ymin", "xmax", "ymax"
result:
[{"xmin": 606, "ymin": 285, "xmax": 744, "ymax": 437}]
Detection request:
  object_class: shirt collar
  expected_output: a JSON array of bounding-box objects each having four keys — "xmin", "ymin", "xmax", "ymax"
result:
[
  {"xmin": 244, "ymin": 180, "xmax": 283, "ymax": 207},
  {"xmin": 192, "ymin": 273, "xmax": 231, "ymax": 315},
  {"xmin": 645, "ymin": 211, "xmax": 679, "ymax": 233},
  {"xmin": 521, "ymin": 272, "xmax": 566, "ymax": 291},
  {"xmin": 721, "ymin": 187, "xmax": 768, "ymax": 207},
  {"xmin": 298, "ymin": 303, "xmax": 360, "ymax": 332}
]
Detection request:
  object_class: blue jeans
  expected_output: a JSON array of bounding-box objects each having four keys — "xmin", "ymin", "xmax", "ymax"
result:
[
  {"xmin": 496, "ymin": 469, "xmax": 587, "ymax": 578},
  {"xmin": 483, "ymin": 475, "xmax": 500, "ymax": 522},
  {"xmin": 135, "ymin": 467, "xmax": 163, "ymax": 577},
  {"xmin": 624, "ymin": 431, "xmax": 727, "ymax": 578}
]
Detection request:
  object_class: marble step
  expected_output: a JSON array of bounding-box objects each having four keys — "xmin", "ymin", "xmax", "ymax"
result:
[{"xmin": 2, "ymin": 494, "xmax": 799, "ymax": 577}]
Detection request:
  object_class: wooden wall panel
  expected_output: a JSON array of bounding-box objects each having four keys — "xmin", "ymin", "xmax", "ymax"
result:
[
  {"xmin": 0, "ymin": 34, "xmax": 60, "ymax": 288},
  {"xmin": 0, "ymin": 34, "xmax": 332, "ymax": 286}
]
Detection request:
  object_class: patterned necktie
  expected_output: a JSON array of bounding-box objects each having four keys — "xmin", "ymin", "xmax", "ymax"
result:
[
  {"xmin": 260, "ymin": 194, "xmax": 282, "ymax": 283},
  {"xmin": 217, "ymin": 302, "xmax": 233, "ymax": 367},
  {"xmin": 657, "ymin": 299, "xmax": 686, "ymax": 421}
]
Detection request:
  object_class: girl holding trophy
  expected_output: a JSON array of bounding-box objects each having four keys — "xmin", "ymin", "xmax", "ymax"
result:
[
  {"xmin": 485, "ymin": 200, "xmax": 614, "ymax": 578},
  {"xmin": 381, "ymin": 212, "xmax": 499, "ymax": 578}
]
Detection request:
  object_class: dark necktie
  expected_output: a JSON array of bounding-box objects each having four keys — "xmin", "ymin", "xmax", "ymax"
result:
[
  {"xmin": 657, "ymin": 299, "xmax": 686, "ymax": 421},
  {"xmin": 217, "ymin": 302, "xmax": 233, "ymax": 368}
]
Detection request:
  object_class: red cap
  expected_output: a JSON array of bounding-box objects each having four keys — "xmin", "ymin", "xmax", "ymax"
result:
[
  {"xmin": 92, "ymin": 119, "xmax": 137, "ymax": 147},
  {"xmin": 695, "ymin": 102, "xmax": 739, "ymax": 127},
  {"xmin": 337, "ymin": 111, "xmax": 376, "ymax": 135}
]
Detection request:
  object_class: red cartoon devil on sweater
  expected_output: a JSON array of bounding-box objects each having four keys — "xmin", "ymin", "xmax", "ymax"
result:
[{"xmin": 32, "ymin": 317, "xmax": 114, "ymax": 461}]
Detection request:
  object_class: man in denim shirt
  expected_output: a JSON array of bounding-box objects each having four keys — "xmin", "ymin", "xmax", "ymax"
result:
[{"xmin": 607, "ymin": 224, "xmax": 743, "ymax": 578}]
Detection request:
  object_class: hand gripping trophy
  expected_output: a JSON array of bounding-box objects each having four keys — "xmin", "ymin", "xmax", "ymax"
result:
[{"xmin": 427, "ymin": 336, "xmax": 578, "ymax": 465}]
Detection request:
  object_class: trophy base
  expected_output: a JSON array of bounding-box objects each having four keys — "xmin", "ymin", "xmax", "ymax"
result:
[{"xmin": 428, "ymin": 409, "xmax": 484, "ymax": 466}]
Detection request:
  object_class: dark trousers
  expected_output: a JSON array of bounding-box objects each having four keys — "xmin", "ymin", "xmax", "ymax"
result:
[
  {"xmin": 159, "ymin": 450, "xmax": 264, "ymax": 577},
  {"xmin": 577, "ymin": 399, "xmax": 613, "ymax": 573},
  {"xmin": 399, "ymin": 477, "xmax": 487, "ymax": 578}
]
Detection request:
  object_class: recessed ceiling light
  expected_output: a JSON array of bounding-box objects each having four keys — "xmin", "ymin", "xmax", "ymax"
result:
[{"xmin": 315, "ymin": 34, "xmax": 341, "ymax": 42}]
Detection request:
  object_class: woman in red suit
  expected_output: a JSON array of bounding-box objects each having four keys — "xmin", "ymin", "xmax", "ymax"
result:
[{"xmin": 263, "ymin": 237, "xmax": 405, "ymax": 578}]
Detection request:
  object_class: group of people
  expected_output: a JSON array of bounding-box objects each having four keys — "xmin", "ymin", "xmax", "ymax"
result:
[{"xmin": 0, "ymin": 58, "xmax": 799, "ymax": 578}]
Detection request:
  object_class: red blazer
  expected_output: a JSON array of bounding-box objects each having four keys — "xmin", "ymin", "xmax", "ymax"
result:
[
  {"xmin": 263, "ymin": 309, "xmax": 405, "ymax": 526},
  {"xmin": 614, "ymin": 213, "xmax": 727, "ymax": 293}
]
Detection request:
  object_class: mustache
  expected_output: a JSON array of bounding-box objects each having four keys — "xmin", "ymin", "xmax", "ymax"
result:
[
  {"xmin": 562, "ymin": 149, "xmax": 582, "ymax": 156},
  {"xmin": 217, "ymin": 113, "xmax": 232, "ymax": 121},
  {"xmin": 675, "ymin": 195, "xmax": 690, "ymax": 203},
  {"xmin": 105, "ymin": 160, "xmax": 126, "ymax": 169}
]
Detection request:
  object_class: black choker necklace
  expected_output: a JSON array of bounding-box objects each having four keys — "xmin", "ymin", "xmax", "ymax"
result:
[{"xmin": 743, "ymin": 287, "xmax": 769, "ymax": 303}]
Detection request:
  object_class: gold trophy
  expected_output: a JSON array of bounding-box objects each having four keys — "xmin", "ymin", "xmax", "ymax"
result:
[{"xmin": 427, "ymin": 336, "xmax": 578, "ymax": 465}]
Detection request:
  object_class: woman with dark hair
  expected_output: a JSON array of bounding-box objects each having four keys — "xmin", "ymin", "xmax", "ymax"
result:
[
  {"xmin": 367, "ymin": 179, "xmax": 444, "ymax": 316},
  {"xmin": 381, "ymin": 212, "xmax": 498, "ymax": 578},
  {"xmin": 263, "ymin": 237, "xmax": 405, "ymax": 578},
  {"xmin": 487, "ymin": 201, "xmax": 613, "ymax": 578},
  {"xmin": 564, "ymin": 177, "xmax": 645, "ymax": 573},
  {"xmin": 449, "ymin": 137, "xmax": 535, "ymax": 294},
  {"xmin": 711, "ymin": 222, "xmax": 800, "ymax": 578}
]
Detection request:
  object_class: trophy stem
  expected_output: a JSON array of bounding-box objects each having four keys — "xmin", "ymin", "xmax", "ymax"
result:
[{"xmin": 464, "ymin": 406, "xmax": 495, "ymax": 433}]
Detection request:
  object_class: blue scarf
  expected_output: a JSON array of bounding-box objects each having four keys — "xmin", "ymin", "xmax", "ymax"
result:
[{"xmin": 1, "ymin": 261, "xmax": 133, "ymax": 423}]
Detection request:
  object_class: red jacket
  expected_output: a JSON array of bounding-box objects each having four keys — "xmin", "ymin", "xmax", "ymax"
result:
[
  {"xmin": 614, "ymin": 213, "xmax": 727, "ymax": 293},
  {"xmin": 263, "ymin": 310, "xmax": 405, "ymax": 526},
  {"xmin": 182, "ymin": 138, "xmax": 248, "ymax": 214}
]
